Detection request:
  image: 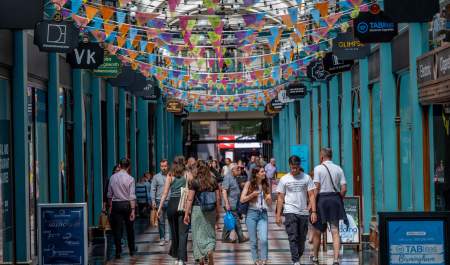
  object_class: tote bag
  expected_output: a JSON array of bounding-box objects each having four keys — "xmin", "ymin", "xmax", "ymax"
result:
[{"xmin": 177, "ymin": 175, "xmax": 189, "ymax": 212}]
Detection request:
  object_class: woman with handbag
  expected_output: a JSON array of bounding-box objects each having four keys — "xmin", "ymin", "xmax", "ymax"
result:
[
  {"xmin": 240, "ymin": 166, "xmax": 272, "ymax": 265},
  {"xmin": 157, "ymin": 156, "xmax": 192, "ymax": 265},
  {"xmin": 184, "ymin": 160, "xmax": 221, "ymax": 265}
]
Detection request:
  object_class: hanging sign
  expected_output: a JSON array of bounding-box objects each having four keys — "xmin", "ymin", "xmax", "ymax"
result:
[
  {"xmin": 131, "ymin": 76, "xmax": 161, "ymax": 101},
  {"xmin": 38, "ymin": 203, "xmax": 88, "ymax": 265},
  {"xmin": 34, "ymin": 20, "xmax": 80, "ymax": 53},
  {"xmin": 67, "ymin": 42, "xmax": 104, "ymax": 69},
  {"xmin": 417, "ymin": 54, "xmax": 435, "ymax": 85},
  {"xmin": 286, "ymin": 81, "xmax": 307, "ymax": 99},
  {"xmin": 278, "ymin": 89, "xmax": 295, "ymax": 103},
  {"xmin": 384, "ymin": 0, "xmax": 439, "ymax": 23},
  {"xmin": 323, "ymin": 52, "xmax": 354, "ymax": 74},
  {"xmin": 353, "ymin": 11, "xmax": 398, "ymax": 43},
  {"xmin": 93, "ymin": 53, "xmax": 122, "ymax": 78},
  {"xmin": 0, "ymin": 0, "xmax": 43, "ymax": 29},
  {"xmin": 108, "ymin": 66, "xmax": 136, "ymax": 87},
  {"xmin": 270, "ymin": 98, "xmax": 284, "ymax": 111},
  {"xmin": 436, "ymin": 47, "xmax": 450, "ymax": 79},
  {"xmin": 166, "ymin": 99, "xmax": 184, "ymax": 113},
  {"xmin": 332, "ymin": 31, "xmax": 371, "ymax": 60},
  {"xmin": 307, "ymin": 60, "xmax": 330, "ymax": 81}
]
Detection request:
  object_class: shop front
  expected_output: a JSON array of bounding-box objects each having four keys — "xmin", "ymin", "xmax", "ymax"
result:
[{"xmin": 417, "ymin": 44, "xmax": 450, "ymax": 211}]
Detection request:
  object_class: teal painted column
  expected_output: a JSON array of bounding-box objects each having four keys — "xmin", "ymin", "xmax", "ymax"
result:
[
  {"xmin": 409, "ymin": 23, "xmax": 426, "ymax": 210},
  {"xmin": 272, "ymin": 115, "xmax": 281, "ymax": 170},
  {"xmin": 359, "ymin": 59, "xmax": 372, "ymax": 233},
  {"xmin": 428, "ymin": 106, "xmax": 435, "ymax": 210},
  {"xmin": 12, "ymin": 30, "xmax": 31, "ymax": 263},
  {"xmin": 380, "ymin": 43, "xmax": 398, "ymax": 211},
  {"xmin": 130, "ymin": 96, "xmax": 137, "ymax": 178},
  {"xmin": 342, "ymin": 71, "xmax": 353, "ymax": 195},
  {"xmin": 73, "ymin": 69, "xmax": 85, "ymax": 202},
  {"xmin": 137, "ymin": 97, "xmax": 149, "ymax": 177},
  {"xmin": 288, "ymin": 102, "xmax": 297, "ymax": 147},
  {"xmin": 279, "ymin": 108, "xmax": 288, "ymax": 171},
  {"xmin": 320, "ymin": 82, "xmax": 329, "ymax": 147},
  {"xmin": 155, "ymin": 99, "xmax": 164, "ymax": 164},
  {"xmin": 174, "ymin": 116, "xmax": 183, "ymax": 156},
  {"xmin": 300, "ymin": 88, "xmax": 312, "ymax": 170},
  {"xmin": 167, "ymin": 113, "xmax": 174, "ymax": 161},
  {"xmin": 48, "ymin": 52, "xmax": 61, "ymax": 203},
  {"xmin": 91, "ymin": 76, "xmax": 102, "ymax": 225},
  {"xmin": 329, "ymin": 77, "xmax": 340, "ymax": 164},
  {"xmin": 106, "ymin": 84, "xmax": 117, "ymax": 177},
  {"xmin": 312, "ymin": 85, "xmax": 320, "ymax": 166},
  {"xmin": 118, "ymin": 88, "xmax": 127, "ymax": 159}
]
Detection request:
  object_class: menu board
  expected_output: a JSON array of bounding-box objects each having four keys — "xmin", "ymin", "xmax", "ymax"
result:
[
  {"xmin": 326, "ymin": 196, "xmax": 361, "ymax": 244},
  {"xmin": 38, "ymin": 203, "xmax": 87, "ymax": 265}
]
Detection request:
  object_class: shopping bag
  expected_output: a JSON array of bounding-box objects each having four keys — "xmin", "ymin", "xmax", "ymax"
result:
[
  {"xmin": 177, "ymin": 176, "xmax": 189, "ymax": 212},
  {"xmin": 150, "ymin": 209, "xmax": 158, "ymax": 227},
  {"xmin": 223, "ymin": 211, "xmax": 236, "ymax": 231},
  {"xmin": 99, "ymin": 211, "xmax": 111, "ymax": 231}
]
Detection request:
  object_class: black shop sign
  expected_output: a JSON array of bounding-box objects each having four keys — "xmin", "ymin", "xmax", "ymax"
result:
[
  {"xmin": 417, "ymin": 55, "xmax": 435, "ymax": 85},
  {"xmin": 332, "ymin": 31, "xmax": 371, "ymax": 60},
  {"xmin": 270, "ymin": 98, "xmax": 284, "ymax": 111},
  {"xmin": 0, "ymin": 0, "xmax": 44, "ymax": 29},
  {"xmin": 130, "ymin": 76, "xmax": 161, "ymax": 101},
  {"xmin": 323, "ymin": 53, "xmax": 354, "ymax": 75},
  {"xmin": 354, "ymin": 11, "xmax": 398, "ymax": 43},
  {"xmin": 67, "ymin": 42, "xmax": 104, "ymax": 69},
  {"xmin": 307, "ymin": 60, "xmax": 330, "ymax": 81},
  {"xmin": 34, "ymin": 20, "xmax": 80, "ymax": 53},
  {"xmin": 286, "ymin": 81, "xmax": 307, "ymax": 99},
  {"xmin": 384, "ymin": 0, "xmax": 439, "ymax": 23},
  {"xmin": 436, "ymin": 47, "xmax": 450, "ymax": 79}
]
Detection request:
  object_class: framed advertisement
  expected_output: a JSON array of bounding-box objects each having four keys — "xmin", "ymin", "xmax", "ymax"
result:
[
  {"xmin": 379, "ymin": 212, "xmax": 450, "ymax": 265},
  {"xmin": 326, "ymin": 196, "xmax": 361, "ymax": 245},
  {"xmin": 38, "ymin": 203, "xmax": 88, "ymax": 265}
]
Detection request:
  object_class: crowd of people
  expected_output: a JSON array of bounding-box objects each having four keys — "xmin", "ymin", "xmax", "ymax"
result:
[{"xmin": 106, "ymin": 148, "xmax": 347, "ymax": 265}]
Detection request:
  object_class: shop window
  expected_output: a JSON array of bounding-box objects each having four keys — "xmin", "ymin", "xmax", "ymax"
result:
[{"xmin": 433, "ymin": 105, "xmax": 450, "ymax": 211}]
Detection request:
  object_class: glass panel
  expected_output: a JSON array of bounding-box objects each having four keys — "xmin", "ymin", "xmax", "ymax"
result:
[
  {"xmin": 0, "ymin": 78, "xmax": 13, "ymax": 262},
  {"xmin": 433, "ymin": 105, "xmax": 450, "ymax": 211}
]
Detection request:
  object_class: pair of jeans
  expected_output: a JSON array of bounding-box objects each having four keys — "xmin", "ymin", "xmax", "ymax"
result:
[
  {"xmin": 245, "ymin": 209, "xmax": 268, "ymax": 262},
  {"xmin": 284, "ymin": 213, "xmax": 309, "ymax": 263},
  {"xmin": 221, "ymin": 209, "xmax": 245, "ymax": 242},
  {"xmin": 167, "ymin": 196, "xmax": 189, "ymax": 262},
  {"xmin": 156, "ymin": 199, "xmax": 168, "ymax": 240},
  {"xmin": 109, "ymin": 201, "xmax": 135, "ymax": 255}
]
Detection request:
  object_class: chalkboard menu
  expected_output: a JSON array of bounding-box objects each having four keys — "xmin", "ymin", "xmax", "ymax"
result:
[{"xmin": 38, "ymin": 203, "xmax": 87, "ymax": 265}]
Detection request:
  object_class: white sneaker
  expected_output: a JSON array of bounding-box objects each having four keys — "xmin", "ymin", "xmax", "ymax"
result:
[
  {"xmin": 172, "ymin": 259, "xmax": 179, "ymax": 265},
  {"xmin": 159, "ymin": 240, "xmax": 165, "ymax": 246},
  {"xmin": 293, "ymin": 262, "xmax": 300, "ymax": 265}
]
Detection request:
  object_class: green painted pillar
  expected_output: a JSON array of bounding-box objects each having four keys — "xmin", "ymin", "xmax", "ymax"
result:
[
  {"xmin": 359, "ymin": 59, "xmax": 372, "ymax": 233},
  {"xmin": 380, "ymin": 43, "xmax": 398, "ymax": 211},
  {"xmin": 174, "ymin": 116, "xmax": 183, "ymax": 156},
  {"xmin": 155, "ymin": 99, "xmax": 164, "ymax": 164},
  {"xmin": 118, "ymin": 88, "xmax": 127, "ymax": 159},
  {"xmin": 106, "ymin": 83, "xmax": 116, "ymax": 177},
  {"xmin": 342, "ymin": 71, "xmax": 353, "ymax": 195},
  {"xmin": 137, "ymin": 97, "xmax": 149, "ymax": 177},
  {"xmin": 300, "ymin": 86, "xmax": 312, "ymax": 170},
  {"xmin": 48, "ymin": 52, "xmax": 61, "ymax": 203},
  {"xmin": 288, "ymin": 102, "xmax": 297, "ymax": 147},
  {"xmin": 428, "ymin": 106, "xmax": 435, "ymax": 210},
  {"xmin": 320, "ymin": 82, "xmax": 329, "ymax": 147},
  {"xmin": 311, "ymin": 85, "xmax": 320, "ymax": 166},
  {"xmin": 409, "ymin": 23, "xmax": 426, "ymax": 210},
  {"xmin": 272, "ymin": 115, "xmax": 281, "ymax": 169},
  {"xmin": 12, "ymin": 30, "xmax": 31, "ymax": 263},
  {"xmin": 130, "ymin": 96, "xmax": 137, "ymax": 178},
  {"xmin": 329, "ymin": 77, "xmax": 340, "ymax": 164},
  {"xmin": 91, "ymin": 76, "xmax": 102, "ymax": 225},
  {"xmin": 73, "ymin": 69, "xmax": 85, "ymax": 202}
]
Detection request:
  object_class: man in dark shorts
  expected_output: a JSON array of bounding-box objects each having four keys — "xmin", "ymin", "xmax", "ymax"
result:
[{"xmin": 312, "ymin": 148, "xmax": 348, "ymax": 265}]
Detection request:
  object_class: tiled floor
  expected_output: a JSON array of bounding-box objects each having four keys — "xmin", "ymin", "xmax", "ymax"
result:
[{"xmin": 89, "ymin": 211, "xmax": 378, "ymax": 265}]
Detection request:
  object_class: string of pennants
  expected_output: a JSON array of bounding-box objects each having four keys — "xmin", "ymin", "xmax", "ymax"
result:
[{"xmin": 40, "ymin": 0, "xmax": 382, "ymax": 112}]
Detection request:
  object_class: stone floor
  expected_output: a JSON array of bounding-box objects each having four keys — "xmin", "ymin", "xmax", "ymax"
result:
[{"xmin": 89, "ymin": 210, "xmax": 379, "ymax": 265}]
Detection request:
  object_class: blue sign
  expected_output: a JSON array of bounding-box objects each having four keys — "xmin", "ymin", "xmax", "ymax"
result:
[
  {"xmin": 290, "ymin": 144, "xmax": 309, "ymax": 174},
  {"xmin": 39, "ymin": 204, "xmax": 87, "ymax": 265},
  {"xmin": 388, "ymin": 220, "xmax": 445, "ymax": 265}
]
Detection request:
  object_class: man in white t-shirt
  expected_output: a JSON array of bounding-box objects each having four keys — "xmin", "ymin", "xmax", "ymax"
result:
[
  {"xmin": 275, "ymin": 155, "xmax": 317, "ymax": 265},
  {"xmin": 311, "ymin": 148, "xmax": 347, "ymax": 265}
]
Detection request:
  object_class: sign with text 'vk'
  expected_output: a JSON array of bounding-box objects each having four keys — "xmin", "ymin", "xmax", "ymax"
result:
[
  {"xmin": 38, "ymin": 203, "xmax": 87, "ymax": 265},
  {"xmin": 67, "ymin": 42, "xmax": 104, "ymax": 69}
]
